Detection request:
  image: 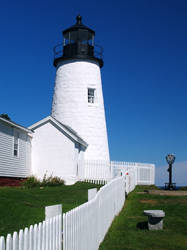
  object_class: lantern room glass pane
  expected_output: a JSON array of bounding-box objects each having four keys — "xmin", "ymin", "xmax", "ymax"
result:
[{"xmin": 64, "ymin": 29, "xmax": 94, "ymax": 44}]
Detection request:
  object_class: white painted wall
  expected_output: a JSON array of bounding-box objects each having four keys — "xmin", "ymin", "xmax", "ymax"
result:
[
  {"xmin": 31, "ymin": 120, "xmax": 83, "ymax": 184},
  {"xmin": 51, "ymin": 59, "xmax": 110, "ymax": 162},
  {"xmin": 0, "ymin": 120, "xmax": 31, "ymax": 178}
]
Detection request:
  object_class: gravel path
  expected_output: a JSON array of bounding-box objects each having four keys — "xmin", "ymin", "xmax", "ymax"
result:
[{"xmin": 146, "ymin": 190, "xmax": 187, "ymax": 196}]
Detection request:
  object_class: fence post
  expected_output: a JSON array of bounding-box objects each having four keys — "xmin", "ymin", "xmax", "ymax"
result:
[
  {"xmin": 45, "ymin": 204, "xmax": 62, "ymax": 220},
  {"xmin": 88, "ymin": 188, "xmax": 97, "ymax": 201}
]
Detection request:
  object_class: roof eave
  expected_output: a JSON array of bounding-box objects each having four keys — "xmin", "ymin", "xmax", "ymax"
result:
[
  {"xmin": 29, "ymin": 116, "xmax": 88, "ymax": 148},
  {"xmin": 0, "ymin": 117, "xmax": 32, "ymax": 134}
]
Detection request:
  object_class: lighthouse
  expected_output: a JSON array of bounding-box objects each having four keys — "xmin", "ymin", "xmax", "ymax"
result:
[{"xmin": 51, "ymin": 16, "xmax": 110, "ymax": 162}]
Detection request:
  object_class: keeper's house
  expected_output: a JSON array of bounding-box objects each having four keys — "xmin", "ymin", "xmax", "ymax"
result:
[
  {"xmin": 0, "ymin": 116, "xmax": 88, "ymax": 185},
  {"xmin": 0, "ymin": 117, "xmax": 32, "ymax": 178}
]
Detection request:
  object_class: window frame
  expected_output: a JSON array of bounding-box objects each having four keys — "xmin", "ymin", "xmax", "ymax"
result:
[
  {"xmin": 13, "ymin": 129, "xmax": 19, "ymax": 157},
  {"xmin": 88, "ymin": 88, "xmax": 96, "ymax": 104}
]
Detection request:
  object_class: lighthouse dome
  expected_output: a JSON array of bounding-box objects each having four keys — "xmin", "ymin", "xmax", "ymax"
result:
[
  {"xmin": 63, "ymin": 15, "xmax": 95, "ymax": 39},
  {"xmin": 53, "ymin": 16, "xmax": 103, "ymax": 68}
]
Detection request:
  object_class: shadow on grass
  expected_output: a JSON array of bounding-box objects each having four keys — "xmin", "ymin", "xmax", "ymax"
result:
[{"xmin": 136, "ymin": 221, "xmax": 148, "ymax": 230}]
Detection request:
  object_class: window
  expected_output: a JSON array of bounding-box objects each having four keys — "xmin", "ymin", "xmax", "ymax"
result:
[
  {"xmin": 13, "ymin": 131, "xmax": 19, "ymax": 157},
  {"xmin": 88, "ymin": 88, "xmax": 95, "ymax": 103}
]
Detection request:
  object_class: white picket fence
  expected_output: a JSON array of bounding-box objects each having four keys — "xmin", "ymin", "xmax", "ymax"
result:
[
  {"xmin": 0, "ymin": 164, "xmax": 144, "ymax": 250},
  {"xmin": 81, "ymin": 160, "xmax": 111, "ymax": 184},
  {"xmin": 63, "ymin": 170, "xmax": 136, "ymax": 250},
  {"xmin": 0, "ymin": 215, "xmax": 62, "ymax": 250}
]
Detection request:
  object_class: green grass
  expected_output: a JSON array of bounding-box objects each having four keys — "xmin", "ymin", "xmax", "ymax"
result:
[
  {"xmin": 99, "ymin": 186, "xmax": 187, "ymax": 250},
  {"xmin": 0, "ymin": 182, "xmax": 102, "ymax": 237}
]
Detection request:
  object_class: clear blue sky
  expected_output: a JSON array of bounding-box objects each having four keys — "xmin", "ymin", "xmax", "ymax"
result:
[{"xmin": 0, "ymin": 0, "xmax": 187, "ymax": 184}]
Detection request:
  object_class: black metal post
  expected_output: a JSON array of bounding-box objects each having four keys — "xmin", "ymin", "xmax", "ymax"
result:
[
  {"xmin": 168, "ymin": 164, "xmax": 172, "ymax": 189},
  {"xmin": 165, "ymin": 154, "xmax": 176, "ymax": 190}
]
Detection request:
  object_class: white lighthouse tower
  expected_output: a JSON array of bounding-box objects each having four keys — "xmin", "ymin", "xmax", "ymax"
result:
[{"xmin": 51, "ymin": 16, "xmax": 110, "ymax": 162}]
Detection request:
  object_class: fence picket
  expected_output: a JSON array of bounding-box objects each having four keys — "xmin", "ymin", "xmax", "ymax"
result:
[
  {"xmin": 49, "ymin": 218, "xmax": 52, "ymax": 250},
  {"xmin": 54, "ymin": 216, "xmax": 57, "ymax": 249},
  {"xmin": 6, "ymin": 234, "xmax": 12, "ymax": 250},
  {"xmin": 45, "ymin": 220, "xmax": 49, "ymax": 250},
  {"xmin": 60, "ymin": 214, "xmax": 62, "ymax": 250},
  {"xmin": 29, "ymin": 225, "xmax": 33, "ymax": 250},
  {"xmin": 37, "ymin": 223, "xmax": 42, "ymax": 250},
  {"xmin": 34, "ymin": 226, "xmax": 38, "ymax": 250},
  {"xmin": 18, "ymin": 229, "xmax": 24, "ymax": 249},
  {"xmin": 23, "ymin": 228, "xmax": 29, "ymax": 250},
  {"xmin": 12, "ymin": 232, "xmax": 18, "ymax": 250},
  {"xmin": 0, "ymin": 236, "xmax": 5, "ymax": 250},
  {"xmin": 42, "ymin": 221, "xmax": 46, "ymax": 250}
]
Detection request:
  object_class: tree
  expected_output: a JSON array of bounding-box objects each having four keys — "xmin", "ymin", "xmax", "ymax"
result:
[{"xmin": 0, "ymin": 113, "xmax": 11, "ymax": 121}]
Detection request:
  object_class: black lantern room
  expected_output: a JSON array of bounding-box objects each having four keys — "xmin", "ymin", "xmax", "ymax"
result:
[{"xmin": 54, "ymin": 16, "xmax": 103, "ymax": 68}]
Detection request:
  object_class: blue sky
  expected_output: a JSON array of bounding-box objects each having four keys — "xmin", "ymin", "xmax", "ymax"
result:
[{"xmin": 0, "ymin": 0, "xmax": 187, "ymax": 185}]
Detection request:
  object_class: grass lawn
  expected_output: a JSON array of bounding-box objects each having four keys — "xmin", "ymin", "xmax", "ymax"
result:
[
  {"xmin": 0, "ymin": 182, "xmax": 101, "ymax": 237},
  {"xmin": 99, "ymin": 185, "xmax": 187, "ymax": 250}
]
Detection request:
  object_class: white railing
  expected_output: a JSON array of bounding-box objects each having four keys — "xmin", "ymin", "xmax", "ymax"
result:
[
  {"xmin": 63, "ymin": 170, "xmax": 136, "ymax": 250},
  {"xmin": 0, "ymin": 214, "xmax": 62, "ymax": 250},
  {"xmin": 111, "ymin": 161, "xmax": 155, "ymax": 185},
  {"xmin": 79, "ymin": 160, "xmax": 155, "ymax": 185}
]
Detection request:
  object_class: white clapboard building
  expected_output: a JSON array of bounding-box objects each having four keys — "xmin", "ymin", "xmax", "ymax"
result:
[{"xmin": 0, "ymin": 117, "xmax": 32, "ymax": 178}]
